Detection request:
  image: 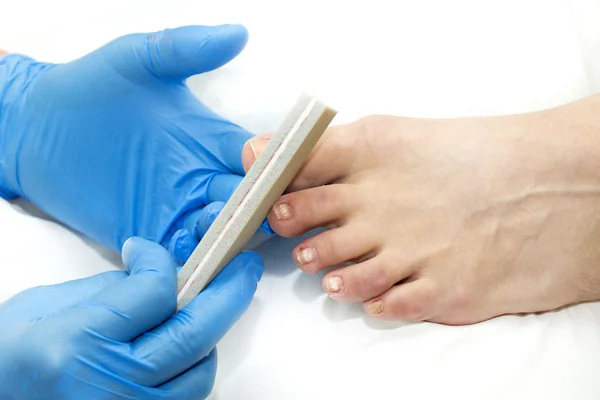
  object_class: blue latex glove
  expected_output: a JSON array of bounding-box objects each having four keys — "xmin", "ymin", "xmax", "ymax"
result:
[
  {"xmin": 0, "ymin": 24, "xmax": 273, "ymax": 262},
  {"xmin": 0, "ymin": 237, "xmax": 264, "ymax": 399}
]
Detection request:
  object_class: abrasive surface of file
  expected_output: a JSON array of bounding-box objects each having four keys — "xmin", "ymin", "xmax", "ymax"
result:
[{"xmin": 176, "ymin": 94, "xmax": 337, "ymax": 310}]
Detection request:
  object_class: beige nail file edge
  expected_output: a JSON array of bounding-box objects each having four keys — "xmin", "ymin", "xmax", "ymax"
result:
[{"xmin": 176, "ymin": 93, "xmax": 337, "ymax": 310}]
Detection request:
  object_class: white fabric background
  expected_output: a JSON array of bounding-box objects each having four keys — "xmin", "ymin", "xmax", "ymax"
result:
[{"xmin": 2, "ymin": 1, "xmax": 600, "ymax": 398}]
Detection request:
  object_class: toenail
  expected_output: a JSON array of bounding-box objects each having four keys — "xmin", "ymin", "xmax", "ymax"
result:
[
  {"xmin": 368, "ymin": 299, "xmax": 384, "ymax": 315},
  {"xmin": 297, "ymin": 246, "xmax": 317, "ymax": 265},
  {"xmin": 326, "ymin": 276, "xmax": 345, "ymax": 296},
  {"xmin": 248, "ymin": 136, "xmax": 269, "ymax": 159},
  {"xmin": 273, "ymin": 202, "xmax": 292, "ymax": 220}
]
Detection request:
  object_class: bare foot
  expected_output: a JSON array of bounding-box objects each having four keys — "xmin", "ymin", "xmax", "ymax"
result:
[{"xmin": 242, "ymin": 96, "xmax": 600, "ymax": 325}]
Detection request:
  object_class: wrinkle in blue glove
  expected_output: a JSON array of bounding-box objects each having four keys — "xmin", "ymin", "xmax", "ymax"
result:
[
  {"xmin": 0, "ymin": 25, "xmax": 273, "ymax": 262},
  {"xmin": 0, "ymin": 238, "xmax": 264, "ymax": 399}
]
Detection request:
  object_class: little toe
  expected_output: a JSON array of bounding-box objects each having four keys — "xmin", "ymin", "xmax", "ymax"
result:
[
  {"xmin": 322, "ymin": 254, "xmax": 415, "ymax": 302},
  {"xmin": 269, "ymin": 184, "xmax": 356, "ymax": 237},
  {"xmin": 364, "ymin": 279, "xmax": 438, "ymax": 322},
  {"xmin": 293, "ymin": 224, "xmax": 377, "ymax": 274}
]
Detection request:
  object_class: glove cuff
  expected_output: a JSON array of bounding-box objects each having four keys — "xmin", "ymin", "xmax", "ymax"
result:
[{"xmin": 0, "ymin": 53, "xmax": 40, "ymax": 200}]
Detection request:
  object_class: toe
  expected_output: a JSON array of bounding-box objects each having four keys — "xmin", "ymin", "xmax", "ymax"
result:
[
  {"xmin": 268, "ymin": 184, "xmax": 355, "ymax": 237},
  {"xmin": 242, "ymin": 123, "xmax": 360, "ymax": 191},
  {"xmin": 364, "ymin": 279, "xmax": 438, "ymax": 322},
  {"xmin": 293, "ymin": 224, "xmax": 377, "ymax": 274},
  {"xmin": 288, "ymin": 124, "xmax": 360, "ymax": 190},
  {"xmin": 322, "ymin": 253, "xmax": 415, "ymax": 302},
  {"xmin": 241, "ymin": 133, "xmax": 271, "ymax": 172}
]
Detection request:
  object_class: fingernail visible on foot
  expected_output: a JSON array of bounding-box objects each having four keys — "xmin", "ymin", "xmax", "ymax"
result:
[
  {"xmin": 296, "ymin": 246, "xmax": 316, "ymax": 265},
  {"xmin": 326, "ymin": 276, "xmax": 345, "ymax": 296},
  {"xmin": 273, "ymin": 202, "xmax": 292, "ymax": 220},
  {"xmin": 368, "ymin": 299, "xmax": 384, "ymax": 315}
]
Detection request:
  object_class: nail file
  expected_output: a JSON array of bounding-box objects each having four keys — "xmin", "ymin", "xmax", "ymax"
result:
[{"xmin": 176, "ymin": 93, "xmax": 337, "ymax": 310}]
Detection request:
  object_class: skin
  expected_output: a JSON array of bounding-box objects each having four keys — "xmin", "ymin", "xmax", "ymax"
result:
[
  {"xmin": 4, "ymin": 44, "xmax": 597, "ymax": 325},
  {"xmin": 242, "ymin": 94, "xmax": 600, "ymax": 325},
  {"xmin": 0, "ymin": 50, "xmax": 6, "ymax": 57}
]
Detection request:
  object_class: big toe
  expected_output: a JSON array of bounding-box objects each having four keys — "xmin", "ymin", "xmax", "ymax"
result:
[
  {"xmin": 241, "ymin": 133, "xmax": 271, "ymax": 172},
  {"xmin": 241, "ymin": 123, "xmax": 361, "ymax": 191}
]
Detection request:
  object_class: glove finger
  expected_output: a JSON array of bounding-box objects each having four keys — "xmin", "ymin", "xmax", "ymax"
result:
[
  {"xmin": 216, "ymin": 125, "xmax": 254, "ymax": 176},
  {"xmin": 76, "ymin": 237, "xmax": 177, "ymax": 342},
  {"xmin": 183, "ymin": 109, "xmax": 253, "ymax": 175},
  {"xmin": 206, "ymin": 175, "xmax": 274, "ymax": 235},
  {"xmin": 195, "ymin": 198, "xmax": 273, "ymax": 238},
  {"xmin": 193, "ymin": 204, "xmax": 273, "ymax": 237},
  {"xmin": 206, "ymin": 173, "xmax": 241, "ymax": 204},
  {"xmin": 144, "ymin": 24, "xmax": 248, "ymax": 81},
  {"xmin": 128, "ymin": 251, "xmax": 263, "ymax": 387},
  {"xmin": 167, "ymin": 201, "xmax": 273, "ymax": 265},
  {"xmin": 151, "ymin": 349, "xmax": 217, "ymax": 400},
  {"xmin": 0, "ymin": 271, "xmax": 125, "ymax": 324},
  {"xmin": 193, "ymin": 201, "xmax": 226, "ymax": 239},
  {"xmin": 165, "ymin": 201, "xmax": 223, "ymax": 262},
  {"xmin": 163, "ymin": 169, "xmax": 274, "ymax": 261},
  {"xmin": 258, "ymin": 218, "xmax": 275, "ymax": 236},
  {"xmin": 162, "ymin": 171, "xmax": 246, "ymax": 256},
  {"xmin": 168, "ymin": 228, "xmax": 197, "ymax": 264},
  {"xmin": 166, "ymin": 200, "xmax": 268, "ymax": 264}
]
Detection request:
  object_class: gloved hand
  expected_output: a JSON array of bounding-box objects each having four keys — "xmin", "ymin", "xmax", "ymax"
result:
[
  {"xmin": 0, "ymin": 237, "xmax": 264, "ymax": 399},
  {"xmin": 0, "ymin": 24, "xmax": 273, "ymax": 262}
]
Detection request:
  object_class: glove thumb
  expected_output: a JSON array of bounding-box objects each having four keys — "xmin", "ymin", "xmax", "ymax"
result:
[{"xmin": 142, "ymin": 24, "xmax": 249, "ymax": 80}]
